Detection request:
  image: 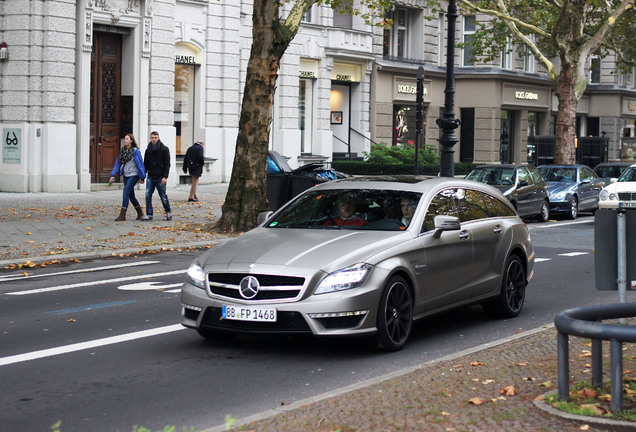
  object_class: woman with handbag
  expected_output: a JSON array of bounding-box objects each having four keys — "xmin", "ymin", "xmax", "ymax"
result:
[{"xmin": 109, "ymin": 133, "xmax": 146, "ymax": 221}]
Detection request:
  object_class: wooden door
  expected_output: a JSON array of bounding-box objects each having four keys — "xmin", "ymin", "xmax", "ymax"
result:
[{"xmin": 90, "ymin": 33, "xmax": 122, "ymax": 183}]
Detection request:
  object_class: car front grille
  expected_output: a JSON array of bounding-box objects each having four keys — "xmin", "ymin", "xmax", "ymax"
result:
[
  {"xmin": 200, "ymin": 307, "xmax": 311, "ymax": 333},
  {"xmin": 207, "ymin": 273, "xmax": 305, "ymax": 301},
  {"xmin": 618, "ymin": 192, "xmax": 636, "ymax": 201}
]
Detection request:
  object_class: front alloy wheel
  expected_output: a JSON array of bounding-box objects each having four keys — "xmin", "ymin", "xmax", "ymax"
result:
[
  {"xmin": 375, "ymin": 276, "xmax": 413, "ymax": 351},
  {"xmin": 567, "ymin": 196, "xmax": 578, "ymax": 220},
  {"xmin": 538, "ymin": 201, "xmax": 549, "ymax": 223},
  {"xmin": 483, "ymin": 255, "xmax": 526, "ymax": 318}
]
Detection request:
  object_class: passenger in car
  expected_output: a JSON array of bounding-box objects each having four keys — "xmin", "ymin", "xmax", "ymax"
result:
[
  {"xmin": 400, "ymin": 195, "xmax": 417, "ymax": 227},
  {"xmin": 326, "ymin": 194, "xmax": 367, "ymax": 226}
]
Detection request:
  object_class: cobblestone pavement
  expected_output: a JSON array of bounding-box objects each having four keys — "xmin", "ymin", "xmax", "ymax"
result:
[
  {"xmin": 220, "ymin": 327, "xmax": 636, "ymax": 432},
  {"xmin": 1, "ymin": 184, "xmax": 635, "ymax": 432}
]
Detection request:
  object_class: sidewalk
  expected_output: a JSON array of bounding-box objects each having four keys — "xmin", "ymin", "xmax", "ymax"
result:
[
  {"xmin": 1, "ymin": 184, "xmax": 634, "ymax": 431},
  {"xmin": 0, "ymin": 183, "xmax": 231, "ymax": 268}
]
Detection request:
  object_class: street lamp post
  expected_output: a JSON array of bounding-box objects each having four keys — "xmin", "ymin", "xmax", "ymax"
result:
[
  {"xmin": 436, "ymin": 0, "xmax": 461, "ymax": 177},
  {"xmin": 415, "ymin": 66, "xmax": 425, "ymax": 175}
]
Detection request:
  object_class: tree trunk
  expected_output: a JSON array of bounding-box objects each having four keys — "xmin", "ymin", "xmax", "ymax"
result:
[
  {"xmin": 553, "ymin": 63, "xmax": 578, "ymax": 165},
  {"xmin": 214, "ymin": 0, "xmax": 289, "ymax": 233}
]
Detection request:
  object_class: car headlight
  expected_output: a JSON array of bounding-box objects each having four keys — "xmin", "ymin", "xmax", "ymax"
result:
[
  {"xmin": 186, "ymin": 259, "xmax": 206, "ymax": 289},
  {"xmin": 315, "ymin": 263, "xmax": 372, "ymax": 294},
  {"xmin": 551, "ymin": 191, "xmax": 567, "ymax": 200},
  {"xmin": 600, "ymin": 190, "xmax": 609, "ymax": 201}
]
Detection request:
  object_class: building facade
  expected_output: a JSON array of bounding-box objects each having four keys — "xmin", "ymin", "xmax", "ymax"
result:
[
  {"xmin": 0, "ymin": 0, "xmax": 374, "ymax": 192},
  {"xmin": 1, "ymin": 1, "xmax": 635, "ymax": 193},
  {"xmin": 370, "ymin": 1, "xmax": 636, "ymax": 167}
]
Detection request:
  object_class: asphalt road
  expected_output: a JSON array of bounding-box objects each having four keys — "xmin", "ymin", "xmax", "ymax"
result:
[{"xmin": 1, "ymin": 214, "xmax": 634, "ymax": 432}]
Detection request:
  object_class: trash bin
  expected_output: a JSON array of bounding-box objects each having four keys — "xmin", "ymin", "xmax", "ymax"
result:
[{"xmin": 267, "ymin": 150, "xmax": 346, "ymax": 211}]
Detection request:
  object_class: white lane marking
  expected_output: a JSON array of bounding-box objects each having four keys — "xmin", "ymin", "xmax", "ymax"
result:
[
  {"xmin": 118, "ymin": 281, "xmax": 183, "ymax": 291},
  {"xmin": 559, "ymin": 252, "xmax": 590, "ymax": 257},
  {"xmin": 5, "ymin": 269, "xmax": 187, "ymax": 296},
  {"xmin": 534, "ymin": 258, "xmax": 551, "ymax": 262},
  {"xmin": 0, "ymin": 261, "xmax": 160, "ymax": 283},
  {"xmin": 528, "ymin": 219, "xmax": 592, "ymax": 229},
  {"xmin": 0, "ymin": 324, "xmax": 185, "ymax": 367}
]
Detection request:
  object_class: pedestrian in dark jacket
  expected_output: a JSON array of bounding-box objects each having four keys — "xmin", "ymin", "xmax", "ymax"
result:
[
  {"xmin": 183, "ymin": 140, "xmax": 204, "ymax": 202},
  {"xmin": 142, "ymin": 131, "xmax": 172, "ymax": 221},
  {"xmin": 109, "ymin": 133, "xmax": 146, "ymax": 221}
]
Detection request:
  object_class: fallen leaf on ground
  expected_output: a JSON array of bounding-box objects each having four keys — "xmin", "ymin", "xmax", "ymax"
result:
[
  {"xmin": 499, "ymin": 385, "xmax": 517, "ymax": 396},
  {"xmin": 468, "ymin": 397, "xmax": 483, "ymax": 405},
  {"xmin": 469, "ymin": 361, "xmax": 483, "ymax": 366}
]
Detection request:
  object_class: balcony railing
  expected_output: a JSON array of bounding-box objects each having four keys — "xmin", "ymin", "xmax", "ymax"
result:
[{"xmin": 327, "ymin": 27, "xmax": 373, "ymax": 54}]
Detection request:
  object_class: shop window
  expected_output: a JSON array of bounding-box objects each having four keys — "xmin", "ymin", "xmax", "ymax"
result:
[
  {"xmin": 527, "ymin": 112, "xmax": 540, "ymax": 163},
  {"xmin": 174, "ymin": 63, "xmax": 195, "ymax": 155},
  {"xmin": 462, "ymin": 15, "xmax": 476, "ymax": 67},
  {"xmin": 500, "ymin": 110, "xmax": 514, "ymax": 163},
  {"xmin": 590, "ymin": 56, "xmax": 601, "ymax": 84},
  {"xmin": 460, "ymin": 108, "xmax": 475, "ymax": 163},
  {"xmin": 299, "ymin": 78, "xmax": 314, "ymax": 154},
  {"xmin": 393, "ymin": 104, "xmax": 424, "ymax": 147},
  {"xmin": 383, "ymin": 8, "xmax": 409, "ymax": 59},
  {"xmin": 623, "ymin": 119, "xmax": 635, "ymax": 138}
]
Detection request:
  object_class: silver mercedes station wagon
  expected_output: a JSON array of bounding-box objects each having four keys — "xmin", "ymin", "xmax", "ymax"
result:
[{"xmin": 181, "ymin": 176, "xmax": 534, "ymax": 351}]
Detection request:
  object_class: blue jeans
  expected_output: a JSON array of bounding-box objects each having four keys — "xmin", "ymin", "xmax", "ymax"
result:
[
  {"xmin": 145, "ymin": 177, "xmax": 171, "ymax": 216},
  {"xmin": 122, "ymin": 175, "xmax": 140, "ymax": 209}
]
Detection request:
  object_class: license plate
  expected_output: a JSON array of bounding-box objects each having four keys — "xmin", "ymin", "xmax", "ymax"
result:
[
  {"xmin": 222, "ymin": 305, "xmax": 277, "ymax": 322},
  {"xmin": 620, "ymin": 202, "xmax": 636, "ymax": 208}
]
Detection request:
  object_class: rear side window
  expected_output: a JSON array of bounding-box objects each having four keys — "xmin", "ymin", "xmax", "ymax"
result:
[
  {"xmin": 517, "ymin": 167, "xmax": 531, "ymax": 185},
  {"xmin": 528, "ymin": 166, "xmax": 545, "ymax": 186},
  {"xmin": 424, "ymin": 188, "xmax": 495, "ymax": 231},
  {"xmin": 481, "ymin": 192, "xmax": 516, "ymax": 217}
]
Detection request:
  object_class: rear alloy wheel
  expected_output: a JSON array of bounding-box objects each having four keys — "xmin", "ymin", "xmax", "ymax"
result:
[
  {"xmin": 567, "ymin": 196, "xmax": 578, "ymax": 220},
  {"xmin": 537, "ymin": 200, "xmax": 550, "ymax": 223},
  {"xmin": 483, "ymin": 255, "xmax": 526, "ymax": 318},
  {"xmin": 375, "ymin": 276, "xmax": 413, "ymax": 351}
]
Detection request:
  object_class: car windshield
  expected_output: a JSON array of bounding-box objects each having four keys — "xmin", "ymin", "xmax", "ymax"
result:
[
  {"xmin": 594, "ymin": 165, "xmax": 626, "ymax": 178},
  {"xmin": 618, "ymin": 167, "xmax": 636, "ymax": 182},
  {"xmin": 466, "ymin": 167, "xmax": 516, "ymax": 186},
  {"xmin": 539, "ymin": 167, "xmax": 576, "ymax": 182},
  {"xmin": 265, "ymin": 189, "xmax": 423, "ymax": 231}
]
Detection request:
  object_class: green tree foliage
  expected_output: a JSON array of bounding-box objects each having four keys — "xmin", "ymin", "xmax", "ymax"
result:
[{"xmin": 429, "ymin": 0, "xmax": 635, "ymax": 164}]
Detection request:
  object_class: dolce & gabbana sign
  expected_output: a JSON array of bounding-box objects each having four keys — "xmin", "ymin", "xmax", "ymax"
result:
[
  {"xmin": 515, "ymin": 91, "xmax": 539, "ymax": 101},
  {"xmin": 397, "ymin": 84, "xmax": 428, "ymax": 96}
]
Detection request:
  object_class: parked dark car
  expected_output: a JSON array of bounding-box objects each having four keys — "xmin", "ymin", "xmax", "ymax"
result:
[
  {"xmin": 538, "ymin": 164, "xmax": 603, "ymax": 219},
  {"xmin": 592, "ymin": 162, "xmax": 632, "ymax": 185},
  {"xmin": 465, "ymin": 164, "xmax": 550, "ymax": 222}
]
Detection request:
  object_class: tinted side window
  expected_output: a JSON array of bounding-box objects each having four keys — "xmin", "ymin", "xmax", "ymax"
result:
[
  {"xmin": 517, "ymin": 167, "xmax": 531, "ymax": 184},
  {"xmin": 528, "ymin": 166, "xmax": 545, "ymax": 186},
  {"xmin": 481, "ymin": 192, "xmax": 516, "ymax": 217},
  {"xmin": 456, "ymin": 189, "xmax": 490, "ymax": 222},
  {"xmin": 581, "ymin": 167, "xmax": 596, "ymax": 180},
  {"xmin": 424, "ymin": 189, "xmax": 459, "ymax": 231}
]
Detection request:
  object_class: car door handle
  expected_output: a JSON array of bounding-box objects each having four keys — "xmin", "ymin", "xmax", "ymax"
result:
[
  {"xmin": 493, "ymin": 225, "xmax": 503, "ymax": 234},
  {"xmin": 459, "ymin": 230, "xmax": 470, "ymax": 240}
]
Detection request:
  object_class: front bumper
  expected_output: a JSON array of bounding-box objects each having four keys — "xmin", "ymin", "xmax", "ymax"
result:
[
  {"xmin": 180, "ymin": 268, "xmax": 392, "ymax": 337},
  {"xmin": 548, "ymin": 200, "xmax": 572, "ymax": 213}
]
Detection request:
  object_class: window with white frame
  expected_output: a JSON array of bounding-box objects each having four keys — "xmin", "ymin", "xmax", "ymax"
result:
[
  {"xmin": 462, "ymin": 15, "xmax": 476, "ymax": 67},
  {"xmin": 501, "ymin": 37, "xmax": 512, "ymax": 70},
  {"xmin": 590, "ymin": 56, "xmax": 601, "ymax": 83},
  {"xmin": 523, "ymin": 47, "xmax": 535, "ymax": 73},
  {"xmin": 383, "ymin": 7, "xmax": 409, "ymax": 58},
  {"xmin": 302, "ymin": 5, "xmax": 314, "ymax": 23}
]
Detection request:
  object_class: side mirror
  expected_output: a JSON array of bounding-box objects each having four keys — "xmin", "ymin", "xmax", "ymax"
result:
[
  {"xmin": 518, "ymin": 180, "xmax": 528, "ymax": 187},
  {"xmin": 257, "ymin": 211, "xmax": 274, "ymax": 225},
  {"xmin": 432, "ymin": 215, "xmax": 461, "ymax": 239},
  {"xmin": 610, "ymin": 178, "xmax": 618, "ymax": 184},
  {"xmin": 581, "ymin": 179, "xmax": 591, "ymax": 184}
]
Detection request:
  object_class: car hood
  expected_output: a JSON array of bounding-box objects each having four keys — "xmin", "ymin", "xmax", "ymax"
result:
[
  {"xmin": 604, "ymin": 181, "xmax": 636, "ymax": 195},
  {"xmin": 546, "ymin": 181, "xmax": 576, "ymax": 193},
  {"xmin": 198, "ymin": 227, "xmax": 410, "ymax": 273}
]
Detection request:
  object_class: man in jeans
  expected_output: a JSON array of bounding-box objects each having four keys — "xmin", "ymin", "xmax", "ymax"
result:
[{"xmin": 142, "ymin": 131, "xmax": 172, "ymax": 221}]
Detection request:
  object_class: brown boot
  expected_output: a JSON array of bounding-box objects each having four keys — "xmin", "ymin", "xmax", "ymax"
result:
[
  {"xmin": 115, "ymin": 207, "xmax": 127, "ymax": 221},
  {"xmin": 134, "ymin": 206, "xmax": 144, "ymax": 220}
]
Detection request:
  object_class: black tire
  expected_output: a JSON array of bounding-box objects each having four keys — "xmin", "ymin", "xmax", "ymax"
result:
[
  {"xmin": 537, "ymin": 200, "xmax": 550, "ymax": 223},
  {"xmin": 483, "ymin": 255, "xmax": 526, "ymax": 318},
  {"xmin": 374, "ymin": 275, "xmax": 413, "ymax": 351},
  {"xmin": 566, "ymin": 196, "xmax": 578, "ymax": 220}
]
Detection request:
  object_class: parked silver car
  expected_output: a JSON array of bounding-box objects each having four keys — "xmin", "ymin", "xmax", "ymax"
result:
[{"xmin": 181, "ymin": 176, "xmax": 534, "ymax": 351}]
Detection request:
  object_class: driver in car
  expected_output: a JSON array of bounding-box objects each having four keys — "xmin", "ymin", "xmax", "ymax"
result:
[{"xmin": 326, "ymin": 194, "xmax": 367, "ymax": 226}]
